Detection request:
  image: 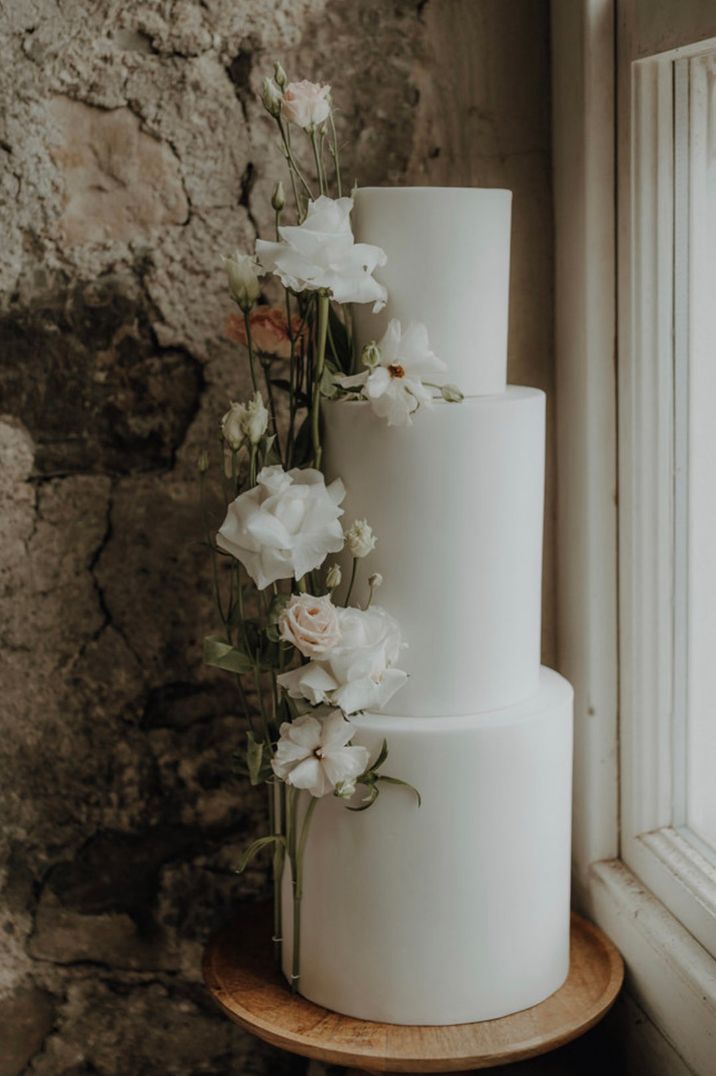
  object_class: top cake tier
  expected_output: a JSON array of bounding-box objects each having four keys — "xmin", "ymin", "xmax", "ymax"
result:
[{"xmin": 352, "ymin": 187, "xmax": 512, "ymax": 396}]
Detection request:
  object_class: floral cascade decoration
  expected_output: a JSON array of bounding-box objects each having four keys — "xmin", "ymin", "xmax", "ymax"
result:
[{"xmin": 200, "ymin": 63, "xmax": 462, "ymax": 995}]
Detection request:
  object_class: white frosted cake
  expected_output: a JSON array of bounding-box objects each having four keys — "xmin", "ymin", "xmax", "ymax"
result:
[{"xmin": 281, "ymin": 187, "xmax": 574, "ymax": 1025}]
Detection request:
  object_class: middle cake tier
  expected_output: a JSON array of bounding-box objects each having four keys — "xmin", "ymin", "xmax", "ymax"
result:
[{"xmin": 323, "ymin": 388, "xmax": 545, "ymax": 716}]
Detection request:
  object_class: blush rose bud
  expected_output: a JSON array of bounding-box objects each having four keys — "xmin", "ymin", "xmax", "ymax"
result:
[
  {"xmin": 261, "ymin": 77, "xmax": 282, "ymax": 118},
  {"xmin": 346, "ymin": 519, "xmax": 377, "ymax": 559},
  {"xmin": 326, "ymin": 563, "xmax": 342, "ymax": 590},
  {"xmin": 224, "ymin": 251, "xmax": 262, "ymax": 312},
  {"xmin": 361, "ymin": 341, "xmax": 381, "ymax": 369},
  {"xmin": 271, "ymin": 181, "xmax": 286, "ymax": 212}
]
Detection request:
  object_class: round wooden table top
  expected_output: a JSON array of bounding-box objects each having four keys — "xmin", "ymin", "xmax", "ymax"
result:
[{"xmin": 203, "ymin": 905, "xmax": 624, "ymax": 1074}]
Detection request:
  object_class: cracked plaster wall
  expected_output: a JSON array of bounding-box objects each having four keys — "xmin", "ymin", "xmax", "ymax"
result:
[{"xmin": 0, "ymin": 2, "xmax": 554, "ymax": 1073}]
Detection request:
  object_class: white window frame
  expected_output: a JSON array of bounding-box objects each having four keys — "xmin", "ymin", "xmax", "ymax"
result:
[{"xmin": 552, "ymin": 3, "xmax": 716, "ymax": 1073}]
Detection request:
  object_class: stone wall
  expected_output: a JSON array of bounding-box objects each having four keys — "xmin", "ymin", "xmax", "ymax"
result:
[{"xmin": 0, "ymin": 2, "xmax": 553, "ymax": 1072}]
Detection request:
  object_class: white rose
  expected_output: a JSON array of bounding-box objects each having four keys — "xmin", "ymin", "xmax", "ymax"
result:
[
  {"xmin": 339, "ymin": 319, "xmax": 447, "ymax": 426},
  {"xmin": 277, "ymin": 604, "xmax": 407, "ymax": 715},
  {"xmin": 272, "ymin": 710, "xmax": 369, "ymax": 798},
  {"xmin": 217, "ymin": 465, "xmax": 345, "ymax": 590},
  {"xmin": 282, "ymin": 79, "xmax": 331, "ymax": 129},
  {"xmin": 256, "ymin": 196, "xmax": 387, "ymax": 310},
  {"xmin": 346, "ymin": 519, "xmax": 376, "ymax": 559},
  {"xmin": 224, "ymin": 251, "xmax": 263, "ymax": 311},
  {"xmin": 279, "ymin": 593, "xmax": 341, "ymax": 658}
]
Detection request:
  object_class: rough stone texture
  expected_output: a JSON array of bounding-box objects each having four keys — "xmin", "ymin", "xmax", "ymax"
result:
[{"xmin": 0, "ymin": 1, "xmax": 554, "ymax": 1072}]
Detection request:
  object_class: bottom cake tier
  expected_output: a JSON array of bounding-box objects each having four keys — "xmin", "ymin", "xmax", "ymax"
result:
[{"xmin": 281, "ymin": 667, "xmax": 574, "ymax": 1025}]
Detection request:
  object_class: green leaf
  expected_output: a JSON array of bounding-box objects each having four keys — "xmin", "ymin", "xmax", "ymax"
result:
[
  {"xmin": 327, "ymin": 305, "xmax": 352, "ymax": 373},
  {"xmin": 236, "ymin": 834, "xmax": 286, "ymax": 874},
  {"xmin": 203, "ymin": 635, "xmax": 254, "ymax": 674},
  {"xmin": 291, "ymin": 414, "xmax": 313, "ymax": 467},
  {"xmin": 377, "ymin": 774, "xmax": 422, "ymax": 807},
  {"xmin": 345, "ymin": 783, "xmax": 379, "ymax": 812},
  {"xmin": 246, "ymin": 732, "xmax": 264, "ymax": 786},
  {"xmin": 320, "ymin": 364, "xmax": 338, "ymax": 399}
]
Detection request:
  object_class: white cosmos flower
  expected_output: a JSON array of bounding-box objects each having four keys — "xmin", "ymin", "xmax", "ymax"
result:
[
  {"xmin": 216, "ymin": 465, "xmax": 345, "ymax": 589},
  {"xmin": 272, "ymin": 710, "xmax": 369, "ymax": 797},
  {"xmin": 255, "ymin": 196, "xmax": 387, "ymax": 310},
  {"xmin": 277, "ymin": 604, "xmax": 407, "ymax": 715},
  {"xmin": 339, "ymin": 319, "xmax": 447, "ymax": 427}
]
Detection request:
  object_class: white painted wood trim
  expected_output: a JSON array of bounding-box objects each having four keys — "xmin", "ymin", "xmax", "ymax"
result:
[
  {"xmin": 591, "ymin": 859, "xmax": 716, "ymax": 1076},
  {"xmin": 551, "ymin": 0, "xmax": 619, "ymax": 902}
]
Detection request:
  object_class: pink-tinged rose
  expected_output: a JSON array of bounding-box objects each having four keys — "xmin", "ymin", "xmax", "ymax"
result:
[
  {"xmin": 226, "ymin": 307, "xmax": 305, "ymax": 360},
  {"xmin": 279, "ymin": 593, "xmax": 341, "ymax": 658},
  {"xmin": 282, "ymin": 80, "xmax": 331, "ymax": 129}
]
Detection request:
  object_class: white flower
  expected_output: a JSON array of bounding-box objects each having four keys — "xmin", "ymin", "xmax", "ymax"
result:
[
  {"xmin": 339, "ymin": 319, "xmax": 447, "ymax": 426},
  {"xmin": 346, "ymin": 519, "xmax": 376, "ymax": 559},
  {"xmin": 221, "ymin": 392, "xmax": 268, "ymax": 450},
  {"xmin": 277, "ymin": 604, "xmax": 407, "ymax": 714},
  {"xmin": 279, "ymin": 593, "xmax": 341, "ymax": 658},
  {"xmin": 224, "ymin": 251, "xmax": 263, "ymax": 311},
  {"xmin": 282, "ymin": 79, "xmax": 331, "ymax": 129},
  {"xmin": 272, "ymin": 710, "xmax": 369, "ymax": 797},
  {"xmin": 368, "ymin": 572, "xmax": 383, "ymax": 589},
  {"xmin": 256, "ymin": 196, "xmax": 387, "ymax": 310},
  {"xmin": 325, "ymin": 562, "xmax": 342, "ymax": 590},
  {"xmin": 216, "ymin": 465, "xmax": 345, "ymax": 589}
]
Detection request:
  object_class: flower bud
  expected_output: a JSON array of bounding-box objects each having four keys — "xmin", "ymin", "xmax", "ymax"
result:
[
  {"xmin": 224, "ymin": 251, "xmax": 262, "ymax": 311},
  {"xmin": 368, "ymin": 572, "xmax": 383, "ymax": 590},
  {"xmin": 271, "ymin": 180, "xmax": 286, "ymax": 212},
  {"xmin": 261, "ymin": 77, "xmax": 282, "ymax": 117},
  {"xmin": 273, "ymin": 61, "xmax": 288, "ymax": 89},
  {"xmin": 221, "ymin": 401, "xmax": 245, "ymax": 451},
  {"xmin": 441, "ymin": 383, "xmax": 464, "ymax": 403},
  {"xmin": 326, "ymin": 563, "xmax": 342, "ymax": 590},
  {"xmin": 196, "ymin": 448, "xmax": 209, "ymax": 473},
  {"xmin": 361, "ymin": 341, "xmax": 381, "ymax": 369},
  {"xmin": 346, "ymin": 519, "xmax": 376, "ymax": 559},
  {"xmin": 243, "ymin": 391, "xmax": 269, "ymax": 446},
  {"xmin": 335, "ymin": 777, "xmax": 357, "ymax": 800}
]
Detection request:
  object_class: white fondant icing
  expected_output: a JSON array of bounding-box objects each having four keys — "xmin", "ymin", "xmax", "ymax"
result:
[
  {"xmin": 323, "ymin": 390, "xmax": 545, "ymax": 716},
  {"xmin": 282, "ymin": 668, "xmax": 573, "ymax": 1025},
  {"xmin": 351, "ymin": 187, "xmax": 512, "ymax": 396}
]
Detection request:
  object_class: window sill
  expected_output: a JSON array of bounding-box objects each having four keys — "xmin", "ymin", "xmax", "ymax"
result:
[{"xmin": 589, "ymin": 858, "xmax": 716, "ymax": 1076}]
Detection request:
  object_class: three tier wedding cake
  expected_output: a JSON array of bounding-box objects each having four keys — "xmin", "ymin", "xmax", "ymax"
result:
[
  {"xmin": 208, "ymin": 67, "xmax": 573, "ymax": 1032},
  {"xmin": 282, "ymin": 187, "xmax": 574, "ymax": 1025}
]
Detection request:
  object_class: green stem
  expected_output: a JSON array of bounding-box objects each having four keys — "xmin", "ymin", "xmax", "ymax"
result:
[
  {"xmin": 328, "ymin": 110, "xmax": 342, "ymax": 197},
  {"xmin": 310, "ymin": 129, "xmax": 325, "ymax": 195},
  {"xmin": 290, "ymin": 791, "xmax": 318, "ymax": 993},
  {"xmin": 269, "ymin": 782, "xmax": 284, "ymax": 968},
  {"xmin": 261, "ymin": 359, "xmax": 282, "ymax": 465},
  {"xmin": 243, "ymin": 310, "xmax": 258, "ymax": 392},
  {"xmin": 311, "ymin": 294, "xmax": 330, "ymax": 469},
  {"xmin": 277, "ymin": 117, "xmax": 313, "ymax": 212},
  {"xmin": 344, "ymin": 557, "xmax": 359, "ymax": 606}
]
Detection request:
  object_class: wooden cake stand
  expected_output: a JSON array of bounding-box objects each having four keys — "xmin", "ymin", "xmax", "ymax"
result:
[{"xmin": 203, "ymin": 904, "xmax": 624, "ymax": 1074}]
